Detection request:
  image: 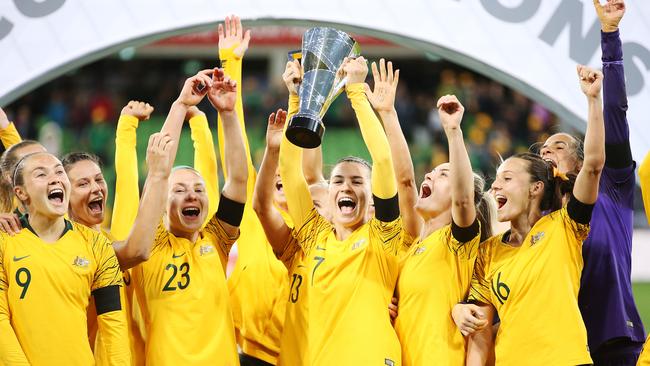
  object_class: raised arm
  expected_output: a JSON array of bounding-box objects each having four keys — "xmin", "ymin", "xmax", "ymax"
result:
[
  {"xmin": 438, "ymin": 95, "xmax": 477, "ymax": 228},
  {"xmin": 0, "ymin": 108, "xmax": 21, "ymax": 149},
  {"xmin": 253, "ymin": 109, "xmax": 293, "ymax": 253},
  {"xmin": 344, "ymin": 57, "xmax": 398, "ymax": 217},
  {"xmin": 160, "ymin": 69, "xmax": 213, "ymax": 162},
  {"xmin": 187, "ymin": 107, "xmax": 219, "ymax": 220},
  {"xmin": 0, "ymin": 245, "xmax": 29, "ymax": 365},
  {"xmin": 217, "ymin": 15, "xmax": 254, "ymax": 184},
  {"xmin": 207, "ymin": 69, "xmax": 248, "ymax": 236},
  {"xmin": 279, "ymin": 60, "xmax": 314, "ymax": 228},
  {"xmin": 113, "ymin": 133, "xmax": 175, "ymax": 269},
  {"xmin": 366, "ymin": 59, "xmax": 419, "ymax": 235},
  {"xmin": 111, "ymin": 101, "xmax": 153, "ymax": 241},
  {"xmin": 593, "ymin": 0, "xmax": 631, "ymax": 168},
  {"xmin": 573, "ymin": 65, "xmax": 605, "ymax": 205}
]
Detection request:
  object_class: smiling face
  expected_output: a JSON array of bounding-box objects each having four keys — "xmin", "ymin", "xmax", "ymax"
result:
[
  {"xmin": 414, "ymin": 163, "xmax": 452, "ymax": 220},
  {"xmin": 167, "ymin": 168, "xmax": 208, "ymax": 237},
  {"xmin": 328, "ymin": 161, "xmax": 371, "ymax": 229},
  {"xmin": 66, "ymin": 159, "xmax": 108, "ymax": 227},
  {"xmin": 491, "ymin": 157, "xmax": 542, "ymax": 222},
  {"xmin": 540, "ymin": 133, "xmax": 581, "ymax": 174},
  {"xmin": 14, "ymin": 153, "xmax": 70, "ymax": 219},
  {"xmin": 273, "ymin": 170, "xmax": 288, "ymax": 212}
]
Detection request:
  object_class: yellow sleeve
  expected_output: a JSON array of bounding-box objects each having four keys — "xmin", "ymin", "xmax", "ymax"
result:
[
  {"xmin": 0, "ymin": 240, "xmax": 29, "ymax": 365},
  {"xmin": 639, "ymin": 151, "xmax": 650, "ymax": 225},
  {"xmin": 96, "ymin": 309, "xmax": 130, "ymax": 366},
  {"xmin": 189, "ymin": 114, "xmax": 220, "ymax": 220},
  {"xmin": 638, "ymin": 335, "xmax": 650, "ymax": 366},
  {"xmin": 0, "ymin": 123, "xmax": 22, "ymax": 149},
  {"xmin": 91, "ymin": 232, "xmax": 123, "ymax": 290},
  {"xmin": 346, "ymin": 83, "xmax": 397, "ymax": 199},
  {"xmin": 111, "ymin": 115, "xmax": 140, "ymax": 241},
  {"xmin": 217, "ymin": 46, "xmax": 256, "ymax": 194},
  {"xmin": 468, "ymin": 242, "xmax": 492, "ymax": 304},
  {"xmin": 279, "ymin": 100, "xmax": 313, "ymax": 231}
]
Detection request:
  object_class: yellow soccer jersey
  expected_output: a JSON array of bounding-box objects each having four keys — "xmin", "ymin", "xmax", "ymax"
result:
[
  {"xmin": 638, "ymin": 335, "xmax": 650, "ymax": 366},
  {"xmin": 639, "ymin": 151, "xmax": 650, "ymax": 225},
  {"xmin": 132, "ymin": 215, "xmax": 239, "ymax": 366},
  {"xmin": 90, "ymin": 230, "xmax": 145, "ymax": 366},
  {"xmin": 395, "ymin": 223, "xmax": 481, "ymax": 366},
  {"xmin": 0, "ymin": 122, "xmax": 21, "ymax": 148},
  {"xmin": 0, "ymin": 220, "xmax": 126, "ymax": 366},
  {"xmin": 280, "ymin": 208, "xmax": 403, "ymax": 366},
  {"xmin": 469, "ymin": 206, "xmax": 591, "ymax": 365}
]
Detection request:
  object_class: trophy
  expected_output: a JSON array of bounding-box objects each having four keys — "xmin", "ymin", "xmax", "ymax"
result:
[{"xmin": 285, "ymin": 27, "xmax": 360, "ymax": 148}]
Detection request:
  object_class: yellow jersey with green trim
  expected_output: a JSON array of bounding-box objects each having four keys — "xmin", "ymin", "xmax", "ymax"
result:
[
  {"xmin": 395, "ymin": 224, "xmax": 480, "ymax": 366},
  {"xmin": 469, "ymin": 207, "xmax": 592, "ymax": 365},
  {"xmin": 0, "ymin": 221, "xmax": 124, "ymax": 365},
  {"xmin": 132, "ymin": 216, "xmax": 239, "ymax": 366},
  {"xmin": 280, "ymin": 208, "xmax": 403, "ymax": 366}
]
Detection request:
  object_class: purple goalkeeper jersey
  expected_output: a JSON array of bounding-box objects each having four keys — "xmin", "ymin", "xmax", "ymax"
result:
[{"xmin": 578, "ymin": 30, "xmax": 646, "ymax": 353}]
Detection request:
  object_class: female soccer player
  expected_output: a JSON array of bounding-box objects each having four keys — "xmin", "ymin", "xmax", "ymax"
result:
[
  {"xmin": 131, "ymin": 67, "xmax": 248, "ymax": 366},
  {"xmin": 454, "ymin": 65, "xmax": 605, "ymax": 365},
  {"xmin": 0, "ymin": 151, "xmax": 133, "ymax": 365},
  {"xmin": 367, "ymin": 58, "xmax": 494, "ymax": 363},
  {"xmin": 540, "ymin": 1, "xmax": 646, "ymax": 363},
  {"xmin": 277, "ymin": 56, "xmax": 405, "ymax": 365},
  {"xmin": 0, "ymin": 140, "xmax": 46, "ymax": 215}
]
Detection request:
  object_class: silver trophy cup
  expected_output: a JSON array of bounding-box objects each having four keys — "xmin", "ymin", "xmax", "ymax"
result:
[{"xmin": 286, "ymin": 27, "xmax": 360, "ymax": 148}]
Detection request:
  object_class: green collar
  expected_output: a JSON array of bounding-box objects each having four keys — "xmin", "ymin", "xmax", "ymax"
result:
[{"xmin": 19, "ymin": 214, "xmax": 73, "ymax": 239}]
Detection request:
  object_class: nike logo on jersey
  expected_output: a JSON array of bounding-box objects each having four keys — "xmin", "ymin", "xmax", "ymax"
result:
[
  {"xmin": 172, "ymin": 252, "xmax": 186, "ymax": 259},
  {"xmin": 13, "ymin": 255, "xmax": 30, "ymax": 262}
]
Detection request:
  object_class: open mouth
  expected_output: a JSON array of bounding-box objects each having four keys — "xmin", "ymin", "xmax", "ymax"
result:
[
  {"xmin": 182, "ymin": 206, "xmax": 201, "ymax": 219},
  {"xmin": 420, "ymin": 184, "xmax": 432, "ymax": 199},
  {"xmin": 48, "ymin": 188, "xmax": 64, "ymax": 204},
  {"xmin": 495, "ymin": 195, "xmax": 507, "ymax": 210},
  {"xmin": 337, "ymin": 197, "xmax": 356, "ymax": 215},
  {"xmin": 275, "ymin": 181, "xmax": 283, "ymax": 193},
  {"xmin": 88, "ymin": 197, "xmax": 103, "ymax": 214}
]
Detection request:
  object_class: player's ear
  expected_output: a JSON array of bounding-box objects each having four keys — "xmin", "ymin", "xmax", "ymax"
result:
[{"xmin": 14, "ymin": 185, "xmax": 28, "ymax": 202}]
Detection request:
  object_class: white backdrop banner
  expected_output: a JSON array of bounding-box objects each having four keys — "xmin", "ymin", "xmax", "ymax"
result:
[{"xmin": 1, "ymin": 0, "xmax": 649, "ymax": 162}]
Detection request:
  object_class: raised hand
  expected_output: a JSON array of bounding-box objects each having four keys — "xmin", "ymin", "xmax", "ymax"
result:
[
  {"xmin": 365, "ymin": 58, "xmax": 399, "ymax": 113},
  {"xmin": 451, "ymin": 303, "xmax": 489, "ymax": 336},
  {"xmin": 177, "ymin": 70, "xmax": 214, "ymax": 107},
  {"xmin": 265, "ymin": 109, "xmax": 287, "ymax": 150},
  {"xmin": 593, "ymin": 0, "xmax": 625, "ymax": 32},
  {"xmin": 437, "ymin": 94, "xmax": 465, "ymax": 131},
  {"xmin": 282, "ymin": 60, "xmax": 302, "ymax": 96},
  {"xmin": 343, "ymin": 56, "xmax": 369, "ymax": 85},
  {"xmin": 218, "ymin": 14, "xmax": 251, "ymax": 59},
  {"xmin": 146, "ymin": 132, "xmax": 175, "ymax": 179},
  {"xmin": 207, "ymin": 68, "xmax": 237, "ymax": 113},
  {"xmin": 577, "ymin": 65, "xmax": 603, "ymax": 99},
  {"xmin": 121, "ymin": 100, "xmax": 154, "ymax": 121}
]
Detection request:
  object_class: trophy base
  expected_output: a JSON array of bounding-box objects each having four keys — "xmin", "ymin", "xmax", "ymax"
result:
[{"xmin": 286, "ymin": 115, "xmax": 325, "ymax": 149}]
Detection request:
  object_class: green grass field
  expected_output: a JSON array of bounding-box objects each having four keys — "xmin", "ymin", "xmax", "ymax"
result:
[{"xmin": 633, "ymin": 282, "xmax": 650, "ymax": 330}]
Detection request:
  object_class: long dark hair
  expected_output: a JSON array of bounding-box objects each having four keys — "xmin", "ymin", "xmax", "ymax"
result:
[{"xmin": 512, "ymin": 152, "xmax": 575, "ymax": 212}]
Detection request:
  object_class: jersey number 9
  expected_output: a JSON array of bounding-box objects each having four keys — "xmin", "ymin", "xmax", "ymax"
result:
[{"xmin": 15, "ymin": 267, "xmax": 31, "ymax": 299}]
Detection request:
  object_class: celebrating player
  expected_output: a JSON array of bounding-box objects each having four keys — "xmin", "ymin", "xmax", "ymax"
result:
[
  {"xmin": 131, "ymin": 67, "xmax": 248, "ymax": 365},
  {"xmin": 277, "ymin": 56, "xmax": 405, "ymax": 365},
  {"xmin": 455, "ymin": 65, "xmax": 605, "ymax": 365}
]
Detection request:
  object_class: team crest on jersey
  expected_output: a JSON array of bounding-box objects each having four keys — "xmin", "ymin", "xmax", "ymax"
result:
[
  {"xmin": 413, "ymin": 246, "xmax": 426, "ymax": 256},
  {"xmin": 72, "ymin": 256, "xmax": 90, "ymax": 268},
  {"xmin": 530, "ymin": 231, "xmax": 545, "ymax": 246},
  {"xmin": 351, "ymin": 239, "xmax": 366, "ymax": 250},
  {"xmin": 199, "ymin": 244, "xmax": 215, "ymax": 256}
]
